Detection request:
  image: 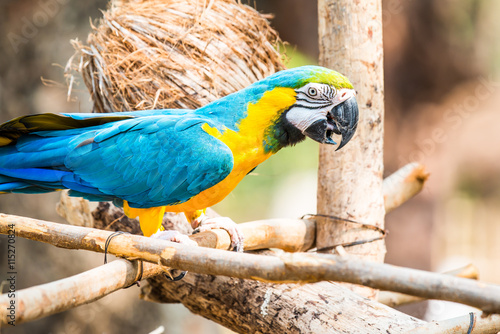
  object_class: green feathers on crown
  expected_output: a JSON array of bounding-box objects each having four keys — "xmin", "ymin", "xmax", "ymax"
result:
[
  {"xmin": 298, "ymin": 67, "xmax": 354, "ymax": 90},
  {"xmin": 262, "ymin": 65, "xmax": 354, "ymax": 90}
]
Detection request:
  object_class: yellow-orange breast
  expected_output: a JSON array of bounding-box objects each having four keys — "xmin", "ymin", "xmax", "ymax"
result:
[{"xmin": 165, "ymin": 87, "xmax": 297, "ymax": 214}]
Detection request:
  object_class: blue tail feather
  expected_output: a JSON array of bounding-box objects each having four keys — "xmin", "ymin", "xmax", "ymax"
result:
[
  {"xmin": 0, "ymin": 113, "xmax": 122, "ymax": 198},
  {"xmin": 0, "ymin": 167, "xmax": 70, "ymax": 182},
  {"xmin": 0, "ymin": 182, "xmax": 29, "ymax": 192}
]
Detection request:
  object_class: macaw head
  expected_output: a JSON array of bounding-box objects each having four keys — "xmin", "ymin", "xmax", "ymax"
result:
[{"xmin": 265, "ymin": 66, "xmax": 359, "ymax": 151}]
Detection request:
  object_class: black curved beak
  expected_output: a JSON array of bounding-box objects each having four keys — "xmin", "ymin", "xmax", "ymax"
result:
[
  {"xmin": 303, "ymin": 96, "xmax": 359, "ymax": 151},
  {"xmin": 331, "ymin": 96, "xmax": 359, "ymax": 151}
]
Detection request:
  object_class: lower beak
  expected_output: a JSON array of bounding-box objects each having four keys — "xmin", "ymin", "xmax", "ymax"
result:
[{"xmin": 303, "ymin": 96, "xmax": 359, "ymax": 151}]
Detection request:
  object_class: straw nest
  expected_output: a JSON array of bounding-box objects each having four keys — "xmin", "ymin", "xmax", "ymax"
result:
[{"xmin": 66, "ymin": 0, "xmax": 285, "ymax": 113}]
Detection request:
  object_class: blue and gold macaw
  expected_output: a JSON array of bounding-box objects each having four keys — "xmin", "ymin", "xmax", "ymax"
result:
[{"xmin": 0, "ymin": 66, "xmax": 358, "ymax": 250}]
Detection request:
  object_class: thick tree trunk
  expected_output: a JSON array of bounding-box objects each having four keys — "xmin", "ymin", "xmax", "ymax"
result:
[
  {"xmin": 143, "ymin": 269, "xmax": 424, "ymax": 334},
  {"xmin": 317, "ymin": 0, "xmax": 386, "ymax": 298}
]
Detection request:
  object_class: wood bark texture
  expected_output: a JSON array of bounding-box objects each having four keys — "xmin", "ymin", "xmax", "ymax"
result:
[
  {"xmin": 378, "ymin": 264, "xmax": 479, "ymax": 307},
  {"xmin": 0, "ymin": 259, "xmax": 163, "ymax": 324},
  {"xmin": 143, "ymin": 277, "xmax": 424, "ymax": 334},
  {"xmin": 317, "ymin": 0, "xmax": 386, "ymax": 299},
  {"xmin": 408, "ymin": 313, "xmax": 500, "ymax": 334}
]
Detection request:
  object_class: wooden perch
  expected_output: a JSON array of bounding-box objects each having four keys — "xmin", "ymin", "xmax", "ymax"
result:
[
  {"xmin": 0, "ymin": 215, "xmax": 424, "ymax": 334},
  {"xmin": 0, "ymin": 221, "xmax": 419, "ymax": 331},
  {"xmin": 57, "ymin": 191, "xmax": 315, "ymax": 252},
  {"xmin": 384, "ymin": 162, "xmax": 429, "ymax": 213},
  {"xmin": 0, "ymin": 259, "xmax": 164, "ymax": 324},
  {"xmin": 0, "ymin": 214, "xmax": 425, "ymax": 331},
  {"xmin": 408, "ymin": 313, "xmax": 500, "ymax": 334},
  {"xmin": 378, "ymin": 263, "xmax": 479, "ymax": 307},
  {"xmin": 2, "ymin": 214, "xmax": 500, "ymax": 314}
]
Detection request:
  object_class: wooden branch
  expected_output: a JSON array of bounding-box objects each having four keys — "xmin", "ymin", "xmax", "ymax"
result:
[
  {"xmin": 317, "ymin": 0, "xmax": 386, "ymax": 299},
  {"xmin": 378, "ymin": 291, "xmax": 425, "ymax": 308},
  {"xmin": 378, "ymin": 264, "xmax": 479, "ymax": 307},
  {"xmin": 189, "ymin": 218, "xmax": 315, "ymax": 252},
  {"xmin": 3, "ymin": 214, "xmax": 500, "ymax": 313},
  {"xmin": 238, "ymin": 219, "xmax": 315, "ymax": 252},
  {"xmin": 57, "ymin": 192, "xmax": 314, "ymax": 252},
  {"xmin": 0, "ymin": 259, "xmax": 164, "ymax": 324},
  {"xmin": 2, "ymin": 213, "xmax": 310, "ymax": 325},
  {"xmin": 408, "ymin": 313, "xmax": 500, "ymax": 334},
  {"xmin": 383, "ymin": 162, "xmax": 429, "ymax": 213},
  {"xmin": 142, "ymin": 273, "xmax": 425, "ymax": 333}
]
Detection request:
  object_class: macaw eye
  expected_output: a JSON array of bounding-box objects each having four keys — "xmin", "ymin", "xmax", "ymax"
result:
[{"xmin": 308, "ymin": 87, "xmax": 318, "ymax": 96}]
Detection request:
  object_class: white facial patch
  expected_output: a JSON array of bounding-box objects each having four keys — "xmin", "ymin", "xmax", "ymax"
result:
[
  {"xmin": 286, "ymin": 83, "xmax": 337, "ymax": 133},
  {"xmin": 285, "ymin": 105, "xmax": 329, "ymax": 133}
]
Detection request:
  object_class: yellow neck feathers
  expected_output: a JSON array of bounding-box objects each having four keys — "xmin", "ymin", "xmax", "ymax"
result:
[{"xmin": 202, "ymin": 86, "xmax": 296, "ymax": 155}]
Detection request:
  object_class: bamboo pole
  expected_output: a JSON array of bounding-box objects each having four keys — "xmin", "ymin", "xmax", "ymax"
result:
[{"xmin": 317, "ymin": 0, "xmax": 386, "ymax": 299}]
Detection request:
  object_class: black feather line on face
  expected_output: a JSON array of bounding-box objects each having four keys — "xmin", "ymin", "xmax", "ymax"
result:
[
  {"xmin": 263, "ymin": 108, "xmax": 306, "ymax": 153},
  {"xmin": 294, "ymin": 98, "xmax": 332, "ymax": 106},
  {"xmin": 293, "ymin": 102, "xmax": 331, "ymax": 110}
]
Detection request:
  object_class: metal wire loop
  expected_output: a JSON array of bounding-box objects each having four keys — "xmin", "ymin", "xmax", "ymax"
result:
[{"xmin": 301, "ymin": 213, "xmax": 387, "ymax": 252}]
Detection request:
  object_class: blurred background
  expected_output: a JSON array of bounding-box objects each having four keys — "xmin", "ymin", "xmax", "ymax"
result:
[{"xmin": 1, "ymin": 0, "xmax": 500, "ymax": 332}]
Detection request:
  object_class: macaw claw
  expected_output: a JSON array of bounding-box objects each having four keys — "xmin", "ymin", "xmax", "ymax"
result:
[
  {"xmin": 193, "ymin": 216, "xmax": 245, "ymax": 252},
  {"xmin": 151, "ymin": 229, "xmax": 198, "ymax": 247}
]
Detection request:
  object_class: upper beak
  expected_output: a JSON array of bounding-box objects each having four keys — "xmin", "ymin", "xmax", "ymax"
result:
[
  {"xmin": 330, "ymin": 95, "xmax": 359, "ymax": 151},
  {"xmin": 303, "ymin": 89, "xmax": 359, "ymax": 151}
]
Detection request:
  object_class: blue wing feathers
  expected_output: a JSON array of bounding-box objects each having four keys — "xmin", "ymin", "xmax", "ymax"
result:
[
  {"xmin": 147, "ymin": 183, "xmax": 165, "ymax": 201},
  {"xmin": 0, "ymin": 109, "xmax": 234, "ymax": 207},
  {"xmin": 0, "ymin": 167, "xmax": 70, "ymax": 182},
  {"xmin": 16, "ymin": 135, "xmax": 72, "ymax": 151},
  {"xmin": 67, "ymin": 190, "xmax": 114, "ymax": 202},
  {"xmin": 0, "ymin": 147, "xmax": 68, "ymax": 169}
]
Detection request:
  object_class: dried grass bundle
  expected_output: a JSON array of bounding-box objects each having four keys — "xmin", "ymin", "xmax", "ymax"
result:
[{"xmin": 66, "ymin": 0, "xmax": 285, "ymax": 113}]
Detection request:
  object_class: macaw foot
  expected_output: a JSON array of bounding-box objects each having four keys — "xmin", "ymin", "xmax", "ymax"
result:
[
  {"xmin": 151, "ymin": 230, "xmax": 197, "ymax": 281},
  {"xmin": 151, "ymin": 230, "xmax": 198, "ymax": 247},
  {"xmin": 193, "ymin": 216, "xmax": 245, "ymax": 252}
]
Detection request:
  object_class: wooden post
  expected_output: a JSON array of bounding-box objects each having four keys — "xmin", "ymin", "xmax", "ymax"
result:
[{"xmin": 317, "ymin": 0, "xmax": 386, "ymax": 298}]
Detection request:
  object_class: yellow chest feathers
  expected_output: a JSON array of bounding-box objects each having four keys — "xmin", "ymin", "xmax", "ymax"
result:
[
  {"xmin": 167, "ymin": 87, "xmax": 297, "ymax": 212},
  {"xmin": 203, "ymin": 87, "xmax": 296, "ymax": 175}
]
